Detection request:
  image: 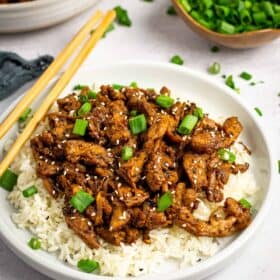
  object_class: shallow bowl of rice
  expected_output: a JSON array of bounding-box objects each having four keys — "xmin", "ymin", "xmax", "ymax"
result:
[{"xmin": 0, "ymin": 61, "xmax": 275, "ymax": 280}]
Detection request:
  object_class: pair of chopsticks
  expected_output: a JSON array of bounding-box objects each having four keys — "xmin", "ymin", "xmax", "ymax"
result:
[{"xmin": 0, "ymin": 10, "xmax": 116, "ymax": 177}]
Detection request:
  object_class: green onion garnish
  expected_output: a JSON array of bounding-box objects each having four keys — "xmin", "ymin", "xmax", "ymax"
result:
[
  {"xmin": 0, "ymin": 169, "xmax": 18, "ymax": 191},
  {"xmin": 218, "ymin": 149, "xmax": 236, "ymax": 163},
  {"xmin": 112, "ymin": 84, "xmax": 124, "ymax": 90},
  {"xmin": 239, "ymin": 198, "xmax": 252, "ymax": 209},
  {"xmin": 177, "ymin": 115, "xmax": 198, "ymax": 135},
  {"xmin": 78, "ymin": 102, "xmax": 92, "ymax": 116},
  {"xmin": 278, "ymin": 160, "xmax": 280, "ymax": 174},
  {"xmin": 121, "ymin": 146, "xmax": 133, "ymax": 161},
  {"xmin": 23, "ymin": 185, "xmax": 38, "ymax": 198},
  {"xmin": 178, "ymin": 0, "xmax": 280, "ymax": 35},
  {"xmin": 193, "ymin": 107, "xmax": 204, "ymax": 119},
  {"xmin": 70, "ymin": 191, "xmax": 95, "ymax": 213},
  {"xmin": 73, "ymin": 84, "xmax": 86, "ymax": 91},
  {"xmin": 157, "ymin": 192, "xmax": 173, "ymax": 212},
  {"xmin": 170, "ymin": 55, "xmax": 184, "ymax": 65},
  {"xmin": 103, "ymin": 23, "xmax": 115, "ymax": 38},
  {"xmin": 130, "ymin": 110, "xmax": 138, "ymax": 117},
  {"xmin": 240, "ymin": 72, "xmax": 253, "ymax": 81},
  {"xmin": 225, "ymin": 75, "xmax": 239, "ymax": 93},
  {"xmin": 167, "ymin": 5, "xmax": 177, "ymax": 15},
  {"xmin": 18, "ymin": 108, "xmax": 32, "ymax": 123},
  {"xmin": 129, "ymin": 114, "xmax": 147, "ymax": 135},
  {"xmin": 254, "ymin": 107, "xmax": 263, "ymax": 117},
  {"xmin": 130, "ymin": 81, "xmax": 138, "ymax": 88},
  {"xmin": 155, "ymin": 95, "xmax": 174, "ymax": 109},
  {"xmin": 211, "ymin": 46, "xmax": 220, "ymax": 53},
  {"xmin": 28, "ymin": 237, "xmax": 41, "ymax": 250},
  {"xmin": 114, "ymin": 6, "xmax": 132, "ymax": 27},
  {"xmin": 208, "ymin": 62, "xmax": 221, "ymax": 75},
  {"xmin": 72, "ymin": 119, "xmax": 89, "ymax": 136},
  {"xmin": 79, "ymin": 95, "xmax": 89, "ymax": 103},
  {"xmin": 77, "ymin": 259, "xmax": 100, "ymax": 273},
  {"xmin": 88, "ymin": 90, "xmax": 97, "ymax": 99}
]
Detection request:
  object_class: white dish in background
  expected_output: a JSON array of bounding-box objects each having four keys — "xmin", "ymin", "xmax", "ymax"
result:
[
  {"xmin": 0, "ymin": 62, "xmax": 275, "ymax": 280},
  {"xmin": 0, "ymin": 0, "xmax": 100, "ymax": 33}
]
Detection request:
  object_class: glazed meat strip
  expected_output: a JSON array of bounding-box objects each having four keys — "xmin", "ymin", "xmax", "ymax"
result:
[{"xmin": 30, "ymin": 84, "xmax": 252, "ymax": 248}]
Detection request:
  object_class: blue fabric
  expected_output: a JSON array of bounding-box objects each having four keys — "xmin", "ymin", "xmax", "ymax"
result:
[{"xmin": 0, "ymin": 52, "xmax": 53, "ymax": 101}]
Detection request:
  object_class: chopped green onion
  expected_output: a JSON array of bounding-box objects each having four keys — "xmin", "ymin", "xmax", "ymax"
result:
[
  {"xmin": 79, "ymin": 95, "xmax": 89, "ymax": 103},
  {"xmin": 178, "ymin": 0, "xmax": 279, "ymax": 34},
  {"xmin": 179, "ymin": 0, "xmax": 192, "ymax": 13},
  {"xmin": 70, "ymin": 191, "xmax": 95, "ymax": 213},
  {"xmin": 254, "ymin": 107, "xmax": 263, "ymax": 116},
  {"xmin": 218, "ymin": 21, "xmax": 236, "ymax": 34},
  {"xmin": 240, "ymin": 72, "xmax": 252, "ymax": 81},
  {"xmin": 72, "ymin": 119, "xmax": 89, "ymax": 136},
  {"xmin": 73, "ymin": 84, "xmax": 86, "ymax": 91},
  {"xmin": 215, "ymin": 5, "xmax": 231, "ymax": 18},
  {"xmin": 0, "ymin": 169, "xmax": 18, "ymax": 191},
  {"xmin": 278, "ymin": 160, "xmax": 280, "ymax": 174},
  {"xmin": 193, "ymin": 107, "xmax": 204, "ymax": 119},
  {"xmin": 78, "ymin": 102, "xmax": 92, "ymax": 116},
  {"xmin": 103, "ymin": 23, "xmax": 115, "ymax": 38},
  {"xmin": 211, "ymin": 46, "xmax": 220, "ymax": 52},
  {"xmin": 225, "ymin": 75, "xmax": 237, "ymax": 90},
  {"xmin": 218, "ymin": 149, "xmax": 236, "ymax": 163},
  {"xmin": 130, "ymin": 110, "xmax": 138, "ymax": 117},
  {"xmin": 208, "ymin": 62, "xmax": 221, "ymax": 74},
  {"xmin": 23, "ymin": 185, "xmax": 38, "ymax": 198},
  {"xmin": 129, "ymin": 114, "xmax": 147, "ymax": 135},
  {"xmin": 157, "ymin": 192, "xmax": 173, "ymax": 212},
  {"xmin": 77, "ymin": 259, "xmax": 100, "ymax": 273},
  {"xmin": 177, "ymin": 115, "xmax": 198, "ymax": 135},
  {"xmin": 114, "ymin": 6, "xmax": 132, "ymax": 27},
  {"xmin": 28, "ymin": 237, "xmax": 41, "ymax": 250},
  {"xmin": 167, "ymin": 5, "xmax": 177, "ymax": 15},
  {"xmin": 112, "ymin": 84, "xmax": 124, "ymax": 90},
  {"xmin": 130, "ymin": 81, "xmax": 138, "ymax": 88},
  {"xmin": 253, "ymin": 11, "xmax": 267, "ymax": 25},
  {"xmin": 88, "ymin": 90, "xmax": 97, "ymax": 99},
  {"xmin": 121, "ymin": 146, "xmax": 133, "ymax": 161},
  {"xmin": 155, "ymin": 95, "xmax": 174, "ymax": 109},
  {"xmin": 170, "ymin": 55, "xmax": 184, "ymax": 65},
  {"xmin": 19, "ymin": 108, "xmax": 32, "ymax": 123},
  {"xmin": 240, "ymin": 9, "xmax": 252, "ymax": 25},
  {"xmin": 239, "ymin": 198, "xmax": 252, "ymax": 209}
]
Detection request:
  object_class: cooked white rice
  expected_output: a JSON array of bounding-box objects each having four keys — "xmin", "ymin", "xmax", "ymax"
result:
[{"xmin": 7, "ymin": 119, "xmax": 261, "ymax": 277}]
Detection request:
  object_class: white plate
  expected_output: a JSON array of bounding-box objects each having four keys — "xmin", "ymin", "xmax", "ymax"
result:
[
  {"xmin": 0, "ymin": 0, "xmax": 100, "ymax": 33},
  {"xmin": 0, "ymin": 62, "xmax": 275, "ymax": 280}
]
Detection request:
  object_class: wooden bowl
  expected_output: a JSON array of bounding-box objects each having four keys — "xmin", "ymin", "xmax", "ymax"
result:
[{"xmin": 172, "ymin": 0, "xmax": 280, "ymax": 49}]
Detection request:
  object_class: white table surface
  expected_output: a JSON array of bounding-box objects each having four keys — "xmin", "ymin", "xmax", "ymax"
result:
[{"xmin": 0, "ymin": 0, "xmax": 279, "ymax": 279}]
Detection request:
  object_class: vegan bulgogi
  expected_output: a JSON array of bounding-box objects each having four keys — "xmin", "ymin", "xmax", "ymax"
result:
[{"xmin": 30, "ymin": 84, "xmax": 251, "ymax": 249}]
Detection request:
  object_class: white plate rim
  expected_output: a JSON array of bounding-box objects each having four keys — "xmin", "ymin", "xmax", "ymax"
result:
[{"xmin": 0, "ymin": 61, "xmax": 276, "ymax": 280}]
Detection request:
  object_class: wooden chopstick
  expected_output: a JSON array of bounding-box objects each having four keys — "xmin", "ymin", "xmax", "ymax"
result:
[
  {"xmin": 0, "ymin": 10, "xmax": 103, "ymax": 140},
  {"xmin": 0, "ymin": 10, "xmax": 116, "ymax": 177}
]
